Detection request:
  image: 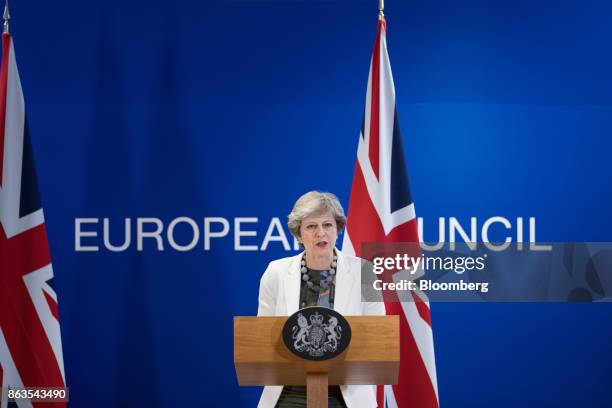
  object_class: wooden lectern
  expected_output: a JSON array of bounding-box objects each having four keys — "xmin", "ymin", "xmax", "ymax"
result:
[{"xmin": 234, "ymin": 315, "xmax": 399, "ymax": 408}]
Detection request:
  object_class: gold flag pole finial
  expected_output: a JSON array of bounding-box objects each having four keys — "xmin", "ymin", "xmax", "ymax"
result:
[
  {"xmin": 378, "ymin": 0, "xmax": 385, "ymax": 20},
  {"xmin": 3, "ymin": 0, "xmax": 9, "ymax": 34}
]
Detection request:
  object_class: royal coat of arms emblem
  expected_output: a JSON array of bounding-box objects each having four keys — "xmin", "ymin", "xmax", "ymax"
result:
[{"xmin": 282, "ymin": 307, "xmax": 351, "ymax": 361}]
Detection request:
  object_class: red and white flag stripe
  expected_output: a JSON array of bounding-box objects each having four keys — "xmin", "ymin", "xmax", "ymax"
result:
[
  {"xmin": 342, "ymin": 19, "xmax": 439, "ymax": 408},
  {"xmin": 0, "ymin": 33, "xmax": 66, "ymax": 408}
]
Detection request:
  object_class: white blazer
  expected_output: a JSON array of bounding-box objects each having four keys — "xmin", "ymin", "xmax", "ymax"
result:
[{"xmin": 257, "ymin": 250, "xmax": 385, "ymax": 408}]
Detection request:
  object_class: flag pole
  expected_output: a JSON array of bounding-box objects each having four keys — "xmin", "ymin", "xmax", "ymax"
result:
[
  {"xmin": 378, "ymin": 0, "xmax": 384, "ymax": 20},
  {"xmin": 3, "ymin": 0, "xmax": 9, "ymax": 34}
]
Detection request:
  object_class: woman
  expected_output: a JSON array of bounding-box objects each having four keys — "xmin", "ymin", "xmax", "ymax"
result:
[{"xmin": 257, "ymin": 191, "xmax": 384, "ymax": 408}]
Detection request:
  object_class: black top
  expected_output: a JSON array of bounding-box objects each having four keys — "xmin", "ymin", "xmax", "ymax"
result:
[
  {"xmin": 276, "ymin": 270, "xmax": 346, "ymax": 408},
  {"xmin": 299, "ymin": 268, "xmax": 336, "ymax": 309}
]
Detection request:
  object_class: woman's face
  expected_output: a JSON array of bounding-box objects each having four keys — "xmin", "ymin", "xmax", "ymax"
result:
[{"xmin": 299, "ymin": 211, "xmax": 338, "ymax": 257}]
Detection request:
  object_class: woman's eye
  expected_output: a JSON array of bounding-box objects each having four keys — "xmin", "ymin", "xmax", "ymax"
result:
[
  {"xmin": 324, "ymin": 223, "xmax": 333, "ymax": 228},
  {"xmin": 306, "ymin": 225, "xmax": 316, "ymax": 230}
]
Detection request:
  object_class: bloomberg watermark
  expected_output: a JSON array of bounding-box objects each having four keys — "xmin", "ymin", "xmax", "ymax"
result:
[{"xmin": 361, "ymin": 242, "xmax": 612, "ymax": 302}]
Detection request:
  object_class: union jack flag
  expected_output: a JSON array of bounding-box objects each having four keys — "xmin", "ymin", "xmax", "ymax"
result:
[
  {"xmin": 0, "ymin": 33, "xmax": 66, "ymax": 407},
  {"xmin": 342, "ymin": 17, "xmax": 439, "ymax": 408}
]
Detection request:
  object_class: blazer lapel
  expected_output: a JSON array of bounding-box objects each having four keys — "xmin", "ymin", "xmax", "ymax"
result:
[
  {"xmin": 284, "ymin": 253, "xmax": 303, "ymax": 315},
  {"xmin": 333, "ymin": 250, "xmax": 356, "ymax": 315}
]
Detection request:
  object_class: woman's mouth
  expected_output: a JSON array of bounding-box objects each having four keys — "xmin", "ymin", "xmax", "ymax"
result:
[{"xmin": 316, "ymin": 241, "xmax": 328, "ymax": 248}]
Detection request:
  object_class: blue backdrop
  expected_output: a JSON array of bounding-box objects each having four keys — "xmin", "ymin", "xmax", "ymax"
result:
[{"xmin": 9, "ymin": 0, "xmax": 612, "ymax": 406}]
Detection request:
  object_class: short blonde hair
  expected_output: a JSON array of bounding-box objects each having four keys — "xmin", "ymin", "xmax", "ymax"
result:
[{"xmin": 287, "ymin": 191, "xmax": 346, "ymax": 246}]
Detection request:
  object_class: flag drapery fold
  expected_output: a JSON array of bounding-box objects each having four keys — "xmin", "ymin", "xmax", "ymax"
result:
[
  {"xmin": 0, "ymin": 32, "xmax": 66, "ymax": 408},
  {"xmin": 342, "ymin": 19, "xmax": 439, "ymax": 408}
]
